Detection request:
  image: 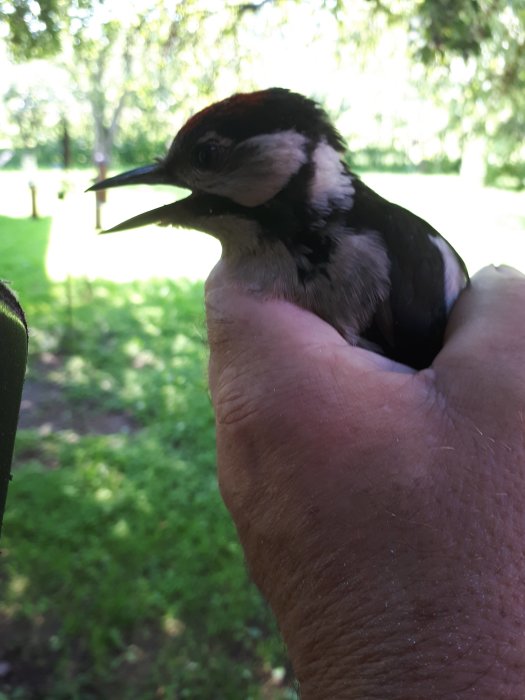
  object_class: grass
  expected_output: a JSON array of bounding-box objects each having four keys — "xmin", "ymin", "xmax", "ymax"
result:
[{"xmin": 0, "ymin": 168, "xmax": 523, "ymax": 699}]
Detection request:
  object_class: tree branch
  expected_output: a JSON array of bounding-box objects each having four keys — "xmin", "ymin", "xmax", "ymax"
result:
[{"xmin": 236, "ymin": 0, "xmax": 276, "ymax": 15}]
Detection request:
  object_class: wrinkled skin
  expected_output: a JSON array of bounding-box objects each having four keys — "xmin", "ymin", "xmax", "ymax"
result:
[{"xmin": 205, "ymin": 265, "xmax": 525, "ymax": 699}]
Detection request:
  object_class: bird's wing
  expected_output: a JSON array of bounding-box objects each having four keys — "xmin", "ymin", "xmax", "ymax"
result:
[{"xmin": 349, "ymin": 180, "xmax": 468, "ymax": 369}]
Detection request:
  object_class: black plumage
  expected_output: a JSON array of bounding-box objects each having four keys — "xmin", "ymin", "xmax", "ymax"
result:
[{"xmin": 347, "ymin": 179, "xmax": 469, "ymax": 368}]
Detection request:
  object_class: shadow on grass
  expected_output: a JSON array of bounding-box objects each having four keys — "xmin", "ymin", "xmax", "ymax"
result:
[{"xmin": 0, "ymin": 277, "xmax": 293, "ymax": 700}]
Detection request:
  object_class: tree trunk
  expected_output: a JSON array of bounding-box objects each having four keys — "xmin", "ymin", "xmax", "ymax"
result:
[
  {"xmin": 62, "ymin": 118, "xmax": 71, "ymax": 170},
  {"xmin": 460, "ymin": 136, "xmax": 487, "ymax": 186}
]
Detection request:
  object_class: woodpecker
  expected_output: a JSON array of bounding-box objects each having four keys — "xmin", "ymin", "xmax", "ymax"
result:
[{"xmin": 88, "ymin": 88, "xmax": 468, "ymax": 369}]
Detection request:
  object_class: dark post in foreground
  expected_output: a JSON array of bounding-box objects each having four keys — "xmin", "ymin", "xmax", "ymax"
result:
[{"xmin": 0, "ymin": 283, "xmax": 28, "ymax": 538}]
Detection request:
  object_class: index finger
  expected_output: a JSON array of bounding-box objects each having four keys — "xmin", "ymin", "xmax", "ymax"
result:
[
  {"xmin": 435, "ymin": 266, "xmax": 525, "ymax": 377},
  {"xmin": 430, "ymin": 266, "xmax": 525, "ymax": 435}
]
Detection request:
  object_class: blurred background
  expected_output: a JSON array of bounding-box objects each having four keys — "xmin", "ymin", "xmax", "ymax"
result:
[{"xmin": 0, "ymin": 1, "xmax": 523, "ymax": 698}]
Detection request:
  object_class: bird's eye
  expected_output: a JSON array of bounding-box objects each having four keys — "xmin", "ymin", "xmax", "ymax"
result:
[{"xmin": 193, "ymin": 142, "xmax": 222, "ymax": 170}]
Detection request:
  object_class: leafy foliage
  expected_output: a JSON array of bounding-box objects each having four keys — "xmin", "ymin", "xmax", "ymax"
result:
[
  {"xmin": 0, "ymin": 0, "xmax": 63, "ymax": 59},
  {"xmin": 371, "ymin": 0, "xmax": 525, "ymax": 166},
  {"xmin": 0, "ymin": 0, "xmax": 99, "ymax": 60}
]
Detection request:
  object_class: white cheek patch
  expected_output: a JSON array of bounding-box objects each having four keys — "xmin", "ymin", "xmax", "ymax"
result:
[
  {"xmin": 309, "ymin": 139, "xmax": 355, "ymax": 213},
  {"xmin": 429, "ymin": 235, "xmax": 466, "ymax": 311},
  {"xmin": 206, "ymin": 130, "xmax": 309, "ymax": 207}
]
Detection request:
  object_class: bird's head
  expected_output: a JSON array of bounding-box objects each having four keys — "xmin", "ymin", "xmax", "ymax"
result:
[{"xmin": 88, "ymin": 88, "xmax": 354, "ymax": 247}]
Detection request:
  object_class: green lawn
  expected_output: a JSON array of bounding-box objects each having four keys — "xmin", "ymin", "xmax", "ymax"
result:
[{"xmin": 0, "ymin": 169, "xmax": 523, "ymax": 699}]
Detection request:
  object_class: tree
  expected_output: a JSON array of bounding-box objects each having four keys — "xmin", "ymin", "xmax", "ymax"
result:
[
  {"xmin": 2, "ymin": 54, "xmax": 75, "ymax": 166},
  {"xmin": 67, "ymin": 1, "xmax": 257, "ymax": 168},
  {"xmin": 239, "ymin": 0, "xmax": 525, "ymax": 175},
  {"xmin": 2, "ymin": 1, "xmax": 237, "ymax": 167},
  {"xmin": 367, "ymin": 0, "xmax": 525, "ymax": 176}
]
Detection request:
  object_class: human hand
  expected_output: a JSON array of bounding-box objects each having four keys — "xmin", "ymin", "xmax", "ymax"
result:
[{"xmin": 206, "ymin": 265, "xmax": 525, "ymax": 699}]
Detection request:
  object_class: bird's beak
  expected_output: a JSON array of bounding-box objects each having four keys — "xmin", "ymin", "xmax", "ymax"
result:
[
  {"xmin": 86, "ymin": 163, "xmax": 172, "ymax": 192},
  {"xmin": 99, "ymin": 201, "xmax": 191, "ymax": 234},
  {"xmin": 86, "ymin": 162, "xmax": 194, "ymax": 234}
]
